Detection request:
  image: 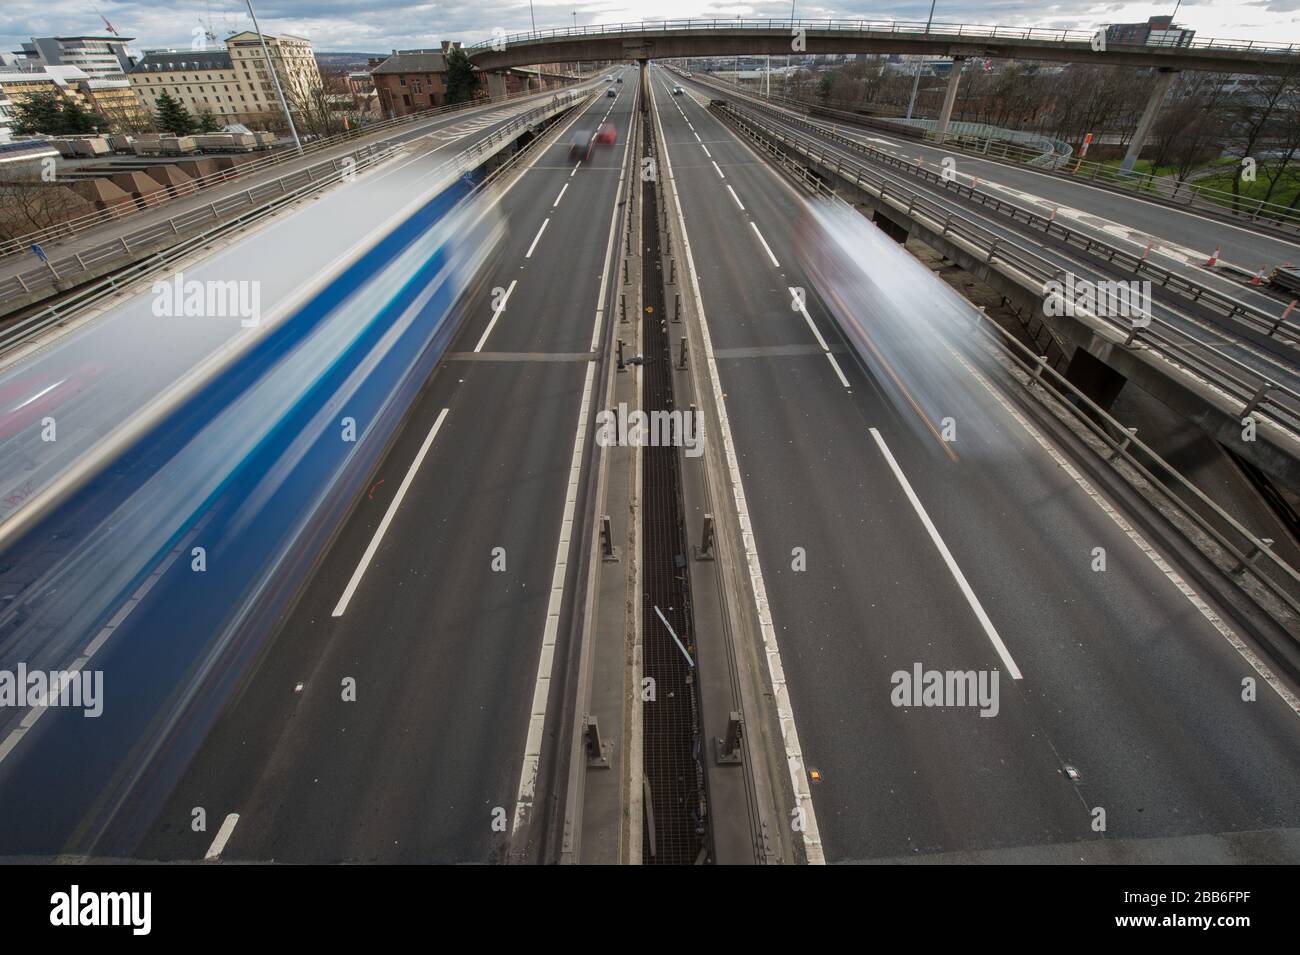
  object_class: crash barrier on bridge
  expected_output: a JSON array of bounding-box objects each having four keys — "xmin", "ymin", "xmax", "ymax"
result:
[
  {"xmin": 988, "ymin": 279, "xmax": 1300, "ymax": 633},
  {"xmin": 709, "ymin": 100, "xmax": 1300, "ymax": 477},
  {"xmin": 980, "ymin": 288, "xmax": 1300, "ymax": 636},
  {"xmin": 890, "ymin": 118, "xmax": 1073, "ymax": 168},
  {"xmin": 722, "ymin": 90, "xmax": 1296, "ymax": 348},
  {"xmin": 0, "ymin": 91, "xmax": 591, "ymax": 356},
  {"xmin": 822, "ymin": 194, "xmax": 1300, "ymax": 640},
  {"xmin": 699, "ymin": 71, "xmax": 1300, "ymax": 234},
  {"xmin": 0, "ymin": 82, "xmax": 577, "ymax": 263},
  {"xmin": 467, "ymin": 17, "xmax": 1300, "ymax": 55}
]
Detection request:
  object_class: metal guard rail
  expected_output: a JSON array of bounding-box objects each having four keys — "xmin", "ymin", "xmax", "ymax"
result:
[
  {"xmin": 0, "ymin": 91, "xmax": 593, "ymax": 357},
  {"xmin": 0, "ymin": 82, "xmax": 576, "ymax": 261},
  {"xmin": 465, "ymin": 18, "xmax": 1300, "ymax": 54},
  {"xmin": 712, "ymin": 100, "xmax": 1300, "ymax": 442},
  {"xmin": 0, "ymin": 90, "xmax": 589, "ymax": 306},
  {"xmin": 730, "ymin": 91, "xmax": 1299, "ymax": 344},
  {"xmin": 698, "ymin": 70, "xmax": 1300, "ymax": 232},
  {"xmin": 976, "ymin": 279, "xmax": 1300, "ymax": 623}
]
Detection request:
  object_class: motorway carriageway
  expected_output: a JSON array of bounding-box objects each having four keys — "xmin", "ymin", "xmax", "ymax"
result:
[
  {"xmin": 706, "ymin": 79, "xmax": 1300, "ymax": 296},
  {"xmin": 649, "ymin": 64, "xmax": 1300, "ymax": 863},
  {"xmin": 0, "ymin": 86, "xmax": 596, "ymax": 536},
  {"xmin": 101, "ymin": 76, "xmax": 639, "ymax": 862}
]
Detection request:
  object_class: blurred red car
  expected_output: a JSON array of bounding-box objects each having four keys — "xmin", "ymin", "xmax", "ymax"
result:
[
  {"xmin": 595, "ymin": 122, "xmax": 617, "ymax": 146},
  {"xmin": 0, "ymin": 360, "xmax": 100, "ymax": 441}
]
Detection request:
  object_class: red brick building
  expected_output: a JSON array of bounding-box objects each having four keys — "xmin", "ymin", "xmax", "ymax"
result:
[{"xmin": 372, "ymin": 49, "xmax": 451, "ymax": 118}]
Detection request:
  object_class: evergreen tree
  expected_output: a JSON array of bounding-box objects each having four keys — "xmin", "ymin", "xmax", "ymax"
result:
[
  {"xmin": 12, "ymin": 92, "xmax": 67, "ymax": 136},
  {"xmin": 60, "ymin": 97, "xmax": 100, "ymax": 134},
  {"xmin": 155, "ymin": 91, "xmax": 196, "ymax": 135},
  {"xmin": 444, "ymin": 48, "xmax": 480, "ymax": 105},
  {"xmin": 196, "ymin": 110, "xmax": 222, "ymax": 133},
  {"xmin": 11, "ymin": 91, "xmax": 103, "ymax": 135}
]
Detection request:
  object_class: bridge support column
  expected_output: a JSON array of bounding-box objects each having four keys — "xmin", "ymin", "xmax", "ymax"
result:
[
  {"xmin": 1119, "ymin": 68, "xmax": 1177, "ymax": 175},
  {"xmin": 933, "ymin": 57, "xmax": 965, "ymax": 145},
  {"xmin": 485, "ymin": 71, "xmax": 509, "ymax": 101}
]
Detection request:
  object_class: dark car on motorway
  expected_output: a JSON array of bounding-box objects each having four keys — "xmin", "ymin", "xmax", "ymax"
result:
[{"xmin": 568, "ymin": 123, "xmax": 596, "ymax": 161}]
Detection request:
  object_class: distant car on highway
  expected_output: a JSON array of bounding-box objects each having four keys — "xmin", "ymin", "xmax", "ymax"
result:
[
  {"xmin": 617, "ymin": 77, "xmax": 623, "ymax": 83},
  {"xmin": 606, "ymin": 87, "xmax": 617, "ymax": 97},
  {"xmin": 672, "ymin": 85, "xmax": 684, "ymax": 95}
]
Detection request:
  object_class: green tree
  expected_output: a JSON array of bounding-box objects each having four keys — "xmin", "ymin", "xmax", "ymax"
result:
[
  {"xmin": 444, "ymin": 48, "xmax": 480, "ymax": 105},
  {"xmin": 154, "ymin": 90, "xmax": 196, "ymax": 135},
  {"xmin": 12, "ymin": 92, "xmax": 69, "ymax": 135},
  {"xmin": 11, "ymin": 91, "xmax": 103, "ymax": 135},
  {"xmin": 60, "ymin": 97, "xmax": 100, "ymax": 134},
  {"xmin": 195, "ymin": 110, "xmax": 222, "ymax": 133}
]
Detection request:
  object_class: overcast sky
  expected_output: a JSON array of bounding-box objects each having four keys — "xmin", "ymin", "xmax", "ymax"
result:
[{"xmin": 1, "ymin": 0, "xmax": 1295, "ymax": 58}]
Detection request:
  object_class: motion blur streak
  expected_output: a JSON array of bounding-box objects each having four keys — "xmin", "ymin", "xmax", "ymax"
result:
[
  {"xmin": 798, "ymin": 197, "xmax": 1006, "ymax": 460},
  {"xmin": 0, "ymin": 173, "xmax": 504, "ymax": 856}
]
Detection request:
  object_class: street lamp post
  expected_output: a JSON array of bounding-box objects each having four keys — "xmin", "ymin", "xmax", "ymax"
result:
[
  {"xmin": 787, "ymin": 0, "xmax": 798, "ymax": 98},
  {"xmin": 244, "ymin": 0, "xmax": 302, "ymax": 154},
  {"xmin": 905, "ymin": 0, "xmax": 938, "ymax": 121}
]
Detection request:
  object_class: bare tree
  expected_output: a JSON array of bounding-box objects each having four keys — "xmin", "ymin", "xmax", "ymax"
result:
[
  {"xmin": 1222, "ymin": 68, "xmax": 1300, "ymax": 211},
  {"xmin": 287, "ymin": 68, "xmax": 365, "ymax": 140},
  {"xmin": 0, "ymin": 172, "xmax": 93, "ymax": 245}
]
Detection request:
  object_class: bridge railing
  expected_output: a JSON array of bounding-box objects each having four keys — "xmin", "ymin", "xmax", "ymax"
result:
[
  {"xmin": 466, "ymin": 18, "xmax": 1299, "ymax": 55},
  {"xmin": 711, "ymin": 99, "xmax": 1300, "ymax": 438},
  {"xmin": 0, "ymin": 82, "xmax": 578, "ymax": 263},
  {"xmin": 0, "ymin": 90, "xmax": 592, "ymax": 356},
  {"xmin": 706, "ymin": 70, "xmax": 1300, "ymax": 234}
]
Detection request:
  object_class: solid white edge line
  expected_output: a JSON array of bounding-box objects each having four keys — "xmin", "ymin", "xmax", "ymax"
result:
[
  {"xmin": 525, "ymin": 218, "xmax": 549, "ymax": 259},
  {"xmin": 726, "ymin": 184, "xmax": 745, "ymax": 211},
  {"xmin": 331, "ymin": 408, "xmax": 451, "ymax": 617},
  {"xmin": 473, "ymin": 278, "xmax": 518, "ymax": 353},
  {"xmin": 204, "ymin": 812, "xmax": 240, "ymax": 861},
  {"xmin": 650, "ymin": 72, "xmax": 826, "ymax": 863},
  {"xmin": 751, "ymin": 221, "xmax": 780, "ymax": 268},
  {"xmin": 511, "ymin": 75, "xmax": 638, "ymax": 839},
  {"xmin": 869, "ymin": 427, "xmax": 1023, "ymax": 680}
]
